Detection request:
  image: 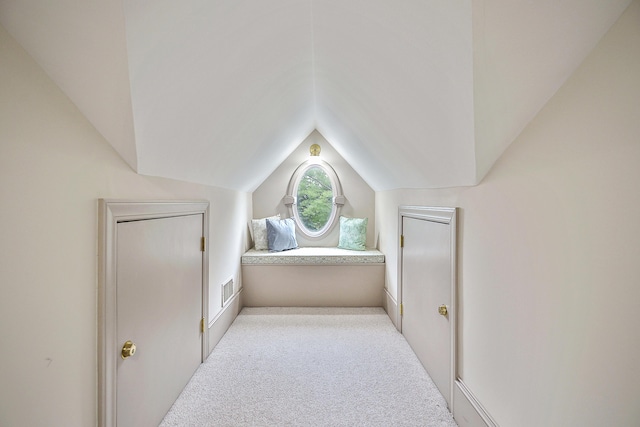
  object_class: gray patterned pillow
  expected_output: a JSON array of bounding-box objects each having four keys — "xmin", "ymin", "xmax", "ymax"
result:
[{"xmin": 337, "ymin": 216, "xmax": 367, "ymax": 251}]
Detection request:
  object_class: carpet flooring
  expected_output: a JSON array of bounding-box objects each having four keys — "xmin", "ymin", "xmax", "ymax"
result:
[{"xmin": 160, "ymin": 307, "xmax": 457, "ymax": 426}]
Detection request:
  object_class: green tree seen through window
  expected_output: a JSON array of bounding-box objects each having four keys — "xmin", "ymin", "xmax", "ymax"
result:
[{"xmin": 296, "ymin": 166, "xmax": 333, "ymax": 232}]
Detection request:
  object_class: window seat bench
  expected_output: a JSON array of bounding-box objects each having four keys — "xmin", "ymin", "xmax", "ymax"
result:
[{"xmin": 241, "ymin": 247, "xmax": 385, "ymax": 307}]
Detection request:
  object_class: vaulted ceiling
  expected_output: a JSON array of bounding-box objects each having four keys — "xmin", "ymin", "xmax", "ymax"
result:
[{"xmin": 0, "ymin": 0, "xmax": 631, "ymax": 191}]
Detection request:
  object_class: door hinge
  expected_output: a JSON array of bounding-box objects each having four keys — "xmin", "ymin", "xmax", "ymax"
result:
[
  {"xmin": 201, "ymin": 236, "xmax": 206, "ymax": 252},
  {"xmin": 400, "ymin": 235, "xmax": 404, "ymax": 248},
  {"xmin": 200, "ymin": 317, "xmax": 206, "ymax": 333},
  {"xmin": 400, "ymin": 303, "xmax": 404, "ymax": 316}
]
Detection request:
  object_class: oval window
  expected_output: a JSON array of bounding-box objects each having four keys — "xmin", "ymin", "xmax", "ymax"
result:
[
  {"xmin": 296, "ymin": 166, "xmax": 334, "ymax": 233},
  {"xmin": 285, "ymin": 160, "xmax": 344, "ymax": 239}
]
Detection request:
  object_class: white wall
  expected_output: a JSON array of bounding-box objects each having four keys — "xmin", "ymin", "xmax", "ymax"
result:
[
  {"xmin": 377, "ymin": 2, "xmax": 640, "ymax": 425},
  {"xmin": 252, "ymin": 130, "xmax": 376, "ymax": 248},
  {"xmin": 0, "ymin": 25, "xmax": 251, "ymax": 427},
  {"xmin": 471, "ymin": 0, "xmax": 631, "ymax": 181}
]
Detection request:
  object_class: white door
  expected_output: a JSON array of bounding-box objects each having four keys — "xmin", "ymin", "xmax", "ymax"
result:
[
  {"xmin": 401, "ymin": 215, "xmax": 452, "ymax": 408},
  {"xmin": 116, "ymin": 214, "xmax": 204, "ymax": 427}
]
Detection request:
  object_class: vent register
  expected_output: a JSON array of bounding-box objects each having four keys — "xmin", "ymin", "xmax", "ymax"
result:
[{"xmin": 222, "ymin": 279, "xmax": 234, "ymax": 306}]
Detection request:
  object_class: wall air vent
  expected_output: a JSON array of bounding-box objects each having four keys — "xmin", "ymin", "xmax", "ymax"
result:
[{"xmin": 222, "ymin": 278, "xmax": 234, "ymax": 306}]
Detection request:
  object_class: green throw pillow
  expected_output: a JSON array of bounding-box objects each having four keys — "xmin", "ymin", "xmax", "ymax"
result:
[{"xmin": 337, "ymin": 216, "xmax": 367, "ymax": 251}]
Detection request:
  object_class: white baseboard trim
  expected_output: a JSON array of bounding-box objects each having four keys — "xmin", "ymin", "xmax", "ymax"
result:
[
  {"xmin": 206, "ymin": 289, "xmax": 243, "ymax": 355},
  {"xmin": 453, "ymin": 380, "xmax": 498, "ymax": 427},
  {"xmin": 383, "ymin": 289, "xmax": 400, "ymax": 330}
]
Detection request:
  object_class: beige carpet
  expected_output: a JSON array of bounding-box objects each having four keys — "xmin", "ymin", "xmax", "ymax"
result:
[{"xmin": 161, "ymin": 307, "xmax": 457, "ymax": 427}]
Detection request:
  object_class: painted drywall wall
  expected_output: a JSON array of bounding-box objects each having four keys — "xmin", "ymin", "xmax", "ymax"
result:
[
  {"xmin": 252, "ymin": 130, "xmax": 376, "ymax": 248},
  {"xmin": 0, "ymin": 0, "xmax": 138, "ymax": 171},
  {"xmin": 0, "ymin": 25, "xmax": 250, "ymax": 427},
  {"xmin": 471, "ymin": 0, "xmax": 631, "ymax": 181},
  {"xmin": 376, "ymin": 2, "xmax": 640, "ymax": 425}
]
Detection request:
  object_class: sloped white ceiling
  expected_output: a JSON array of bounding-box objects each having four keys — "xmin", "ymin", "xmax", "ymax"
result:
[
  {"xmin": 123, "ymin": 0, "xmax": 317, "ymax": 191},
  {"xmin": 0, "ymin": 0, "xmax": 632, "ymax": 191},
  {"xmin": 472, "ymin": 0, "xmax": 632, "ymax": 180},
  {"xmin": 0, "ymin": 0, "xmax": 138, "ymax": 170},
  {"xmin": 312, "ymin": 0, "xmax": 476, "ymax": 190}
]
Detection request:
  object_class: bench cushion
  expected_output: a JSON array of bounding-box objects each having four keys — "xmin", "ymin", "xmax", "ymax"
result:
[{"xmin": 241, "ymin": 247, "xmax": 385, "ymax": 266}]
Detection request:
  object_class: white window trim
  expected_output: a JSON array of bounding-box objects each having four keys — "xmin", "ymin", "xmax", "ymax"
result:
[{"xmin": 283, "ymin": 159, "xmax": 345, "ymax": 239}]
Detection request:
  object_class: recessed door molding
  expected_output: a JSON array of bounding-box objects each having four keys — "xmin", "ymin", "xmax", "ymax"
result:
[
  {"xmin": 98, "ymin": 200, "xmax": 209, "ymax": 427},
  {"xmin": 398, "ymin": 206, "xmax": 457, "ymax": 409},
  {"xmin": 398, "ymin": 206, "xmax": 496, "ymax": 426}
]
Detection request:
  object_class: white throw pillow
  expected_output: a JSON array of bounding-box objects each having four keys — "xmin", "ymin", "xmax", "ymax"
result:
[{"xmin": 251, "ymin": 215, "xmax": 280, "ymax": 250}]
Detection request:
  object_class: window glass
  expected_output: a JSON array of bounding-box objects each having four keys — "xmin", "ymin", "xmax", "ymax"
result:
[{"xmin": 296, "ymin": 166, "xmax": 333, "ymax": 232}]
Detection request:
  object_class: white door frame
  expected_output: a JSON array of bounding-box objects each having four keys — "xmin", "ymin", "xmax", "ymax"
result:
[
  {"xmin": 398, "ymin": 206, "xmax": 457, "ymax": 410},
  {"xmin": 97, "ymin": 200, "xmax": 210, "ymax": 427}
]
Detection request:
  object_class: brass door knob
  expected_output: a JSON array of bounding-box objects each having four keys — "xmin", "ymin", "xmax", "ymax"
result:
[
  {"xmin": 438, "ymin": 305, "xmax": 448, "ymax": 316},
  {"xmin": 121, "ymin": 340, "xmax": 137, "ymax": 359}
]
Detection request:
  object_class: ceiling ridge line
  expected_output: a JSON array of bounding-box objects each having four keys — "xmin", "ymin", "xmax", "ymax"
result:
[{"xmin": 309, "ymin": 0, "xmax": 318, "ymax": 124}]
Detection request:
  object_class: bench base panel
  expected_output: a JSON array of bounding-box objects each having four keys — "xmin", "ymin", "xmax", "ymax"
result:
[{"xmin": 241, "ymin": 264, "xmax": 384, "ymax": 307}]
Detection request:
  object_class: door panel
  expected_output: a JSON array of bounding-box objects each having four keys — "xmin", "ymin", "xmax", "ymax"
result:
[
  {"xmin": 401, "ymin": 216, "xmax": 452, "ymax": 407},
  {"xmin": 116, "ymin": 214, "xmax": 203, "ymax": 427}
]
